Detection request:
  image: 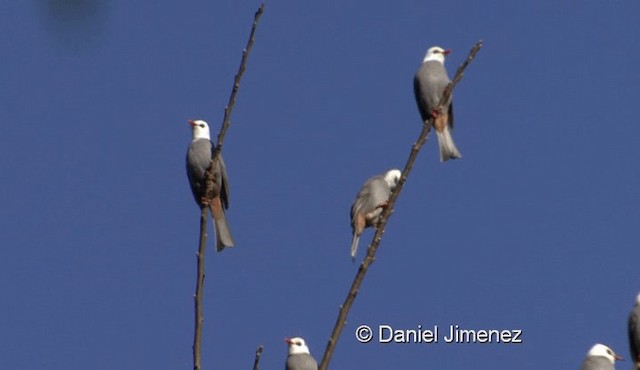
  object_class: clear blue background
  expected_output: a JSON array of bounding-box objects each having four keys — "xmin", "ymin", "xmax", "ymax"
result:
[{"xmin": 1, "ymin": 1, "xmax": 639, "ymax": 369}]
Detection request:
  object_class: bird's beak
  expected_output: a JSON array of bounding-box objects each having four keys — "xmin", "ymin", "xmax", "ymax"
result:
[
  {"xmin": 614, "ymin": 353, "xmax": 624, "ymax": 361},
  {"xmin": 187, "ymin": 120, "xmax": 196, "ymax": 127},
  {"xmin": 284, "ymin": 337, "xmax": 293, "ymax": 345},
  {"xmin": 442, "ymin": 49, "xmax": 452, "ymax": 55}
]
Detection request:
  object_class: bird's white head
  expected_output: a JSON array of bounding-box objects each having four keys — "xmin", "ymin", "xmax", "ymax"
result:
[
  {"xmin": 384, "ymin": 169, "xmax": 402, "ymax": 190},
  {"xmin": 587, "ymin": 343, "xmax": 622, "ymax": 364},
  {"xmin": 285, "ymin": 337, "xmax": 311, "ymax": 356},
  {"xmin": 635, "ymin": 292, "xmax": 640, "ymax": 305},
  {"xmin": 188, "ymin": 119, "xmax": 211, "ymax": 141},
  {"xmin": 423, "ymin": 46, "xmax": 451, "ymax": 63}
]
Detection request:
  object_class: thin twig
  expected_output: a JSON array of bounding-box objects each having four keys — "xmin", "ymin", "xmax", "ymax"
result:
[
  {"xmin": 318, "ymin": 40, "xmax": 483, "ymax": 370},
  {"xmin": 252, "ymin": 345, "xmax": 264, "ymax": 370},
  {"xmin": 204, "ymin": 2, "xmax": 265, "ymax": 203},
  {"xmin": 192, "ymin": 4, "xmax": 266, "ymax": 370},
  {"xmin": 212, "ymin": 3, "xmax": 265, "ymax": 163},
  {"xmin": 442, "ymin": 40, "xmax": 483, "ymax": 106},
  {"xmin": 193, "ymin": 207, "xmax": 208, "ymax": 370}
]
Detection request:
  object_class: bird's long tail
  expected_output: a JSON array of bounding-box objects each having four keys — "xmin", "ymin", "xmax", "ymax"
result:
[
  {"xmin": 435, "ymin": 125, "xmax": 462, "ymax": 162},
  {"xmin": 210, "ymin": 197, "xmax": 235, "ymax": 251},
  {"xmin": 350, "ymin": 233, "xmax": 360, "ymax": 261}
]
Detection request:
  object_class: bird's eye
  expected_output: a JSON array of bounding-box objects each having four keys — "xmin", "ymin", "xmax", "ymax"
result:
[
  {"xmin": 607, "ymin": 350, "xmax": 612, "ymax": 355},
  {"xmin": 199, "ymin": 124, "xmax": 205, "ymax": 128}
]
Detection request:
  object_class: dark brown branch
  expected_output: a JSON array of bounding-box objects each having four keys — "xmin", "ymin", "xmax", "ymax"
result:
[
  {"xmin": 442, "ymin": 40, "xmax": 483, "ymax": 105},
  {"xmin": 192, "ymin": 4, "xmax": 266, "ymax": 370},
  {"xmin": 252, "ymin": 345, "xmax": 264, "ymax": 370},
  {"xmin": 204, "ymin": 2, "xmax": 265, "ymax": 204},
  {"xmin": 193, "ymin": 207, "xmax": 208, "ymax": 370},
  {"xmin": 212, "ymin": 2, "xmax": 265, "ymax": 162},
  {"xmin": 318, "ymin": 40, "xmax": 483, "ymax": 370}
]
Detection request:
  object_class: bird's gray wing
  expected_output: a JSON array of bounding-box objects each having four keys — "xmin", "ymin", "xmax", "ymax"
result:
[
  {"xmin": 414, "ymin": 61, "xmax": 453, "ymax": 120},
  {"xmin": 367, "ymin": 177, "xmax": 392, "ymax": 209},
  {"xmin": 186, "ymin": 139, "xmax": 213, "ymax": 203},
  {"xmin": 217, "ymin": 153, "xmax": 230, "ymax": 209},
  {"xmin": 580, "ymin": 356, "xmax": 614, "ymax": 370},
  {"xmin": 351, "ymin": 176, "xmax": 389, "ymax": 224},
  {"xmin": 413, "ymin": 70, "xmax": 431, "ymax": 122},
  {"xmin": 286, "ymin": 354, "xmax": 318, "ymax": 370},
  {"xmin": 629, "ymin": 304, "xmax": 640, "ymax": 364},
  {"xmin": 428, "ymin": 62, "xmax": 451, "ymax": 101}
]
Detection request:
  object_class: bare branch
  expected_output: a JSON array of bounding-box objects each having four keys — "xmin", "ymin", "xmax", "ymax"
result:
[
  {"xmin": 203, "ymin": 2, "xmax": 265, "ymax": 209},
  {"xmin": 192, "ymin": 4, "xmax": 266, "ymax": 370},
  {"xmin": 193, "ymin": 207, "xmax": 208, "ymax": 370},
  {"xmin": 442, "ymin": 40, "xmax": 483, "ymax": 104},
  {"xmin": 252, "ymin": 345, "xmax": 264, "ymax": 370},
  {"xmin": 212, "ymin": 2, "xmax": 265, "ymax": 162},
  {"xmin": 318, "ymin": 40, "xmax": 483, "ymax": 370}
]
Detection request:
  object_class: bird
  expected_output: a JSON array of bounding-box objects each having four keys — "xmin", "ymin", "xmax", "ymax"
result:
[
  {"xmin": 350, "ymin": 169, "xmax": 401, "ymax": 259},
  {"xmin": 186, "ymin": 119, "xmax": 235, "ymax": 251},
  {"xmin": 414, "ymin": 46, "xmax": 462, "ymax": 162},
  {"xmin": 580, "ymin": 343, "xmax": 623, "ymax": 370},
  {"xmin": 629, "ymin": 293, "xmax": 640, "ymax": 369},
  {"xmin": 285, "ymin": 337, "xmax": 318, "ymax": 370}
]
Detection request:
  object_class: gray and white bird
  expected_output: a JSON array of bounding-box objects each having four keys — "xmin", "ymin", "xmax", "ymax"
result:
[
  {"xmin": 285, "ymin": 337, "xmax": 318, "ymax": 370},
  {"xmin": 186, "ymin": 119, "xmax": 235, "ymax": 251},
  {"xmin": 629, "ymin": 293, "xmax": 640, "ymax": 369},
  {"xmin": 414, "ymin": 46, "xmax": 462, "ymax": 162},
  {"xmin": 350, "ymin": 169, "xmax": 401, "ymax": 259},
  {"xmin": 580, "ymin": 343, "xmax": 623, "ymax": 370}
]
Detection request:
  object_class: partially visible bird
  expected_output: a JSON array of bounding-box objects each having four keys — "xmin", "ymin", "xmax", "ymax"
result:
[
  {"xmin": 580, "ymin": 343, "xmax": 622, "ymax": 370},
  {"xmin": 285, "ymin": 337, "xmax": 318, "ymax": 370},
  {"xmin": 186, "ymin": 119, "xmax": 235, "ymax": 251},
  {"xmin": 414, "ymin": 46, "xmax": 462, "ymax": 162},
  {"xmin": 350, "ymin": 169, "xmax": 401, "ymax": 259},
  {"xmin": 629, "ymin": 293, "xmax": 640, "ymax": 369}
]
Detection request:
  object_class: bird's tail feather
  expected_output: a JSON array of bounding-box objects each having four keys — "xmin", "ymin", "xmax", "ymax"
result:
[
  {"xmin": 350, "ymin": 234, "xmax": 360, "ymax": 261},
  {"xmin": 210, "ymin": 198, "xmax": 235, "ymax": 251},
  {"xmin": 436, "ymin": 126, "xmax": 462, "ymax": 162}
]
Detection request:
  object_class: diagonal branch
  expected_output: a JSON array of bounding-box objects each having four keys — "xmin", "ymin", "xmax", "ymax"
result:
[
  {"xmin": 212, "ymin": 2, "xmax": 265, "ymax": 163},
  {"xmin": 318, "ymin": 40, "xmax": 483, "ymax": 370},
  {"xmin": 192, "ymin": 4, "xmax": 266, "ymax": 370},
  {"xmin": 442, "ymin": 40, "xmax": 483, "ymax": 104},
  {"xmin": 252, "ymin": 345, "xmax": 264, "ymax": 370},
  {"xmin": 205, "ymin": 3, "xmax": 265, "ymax": 199}
]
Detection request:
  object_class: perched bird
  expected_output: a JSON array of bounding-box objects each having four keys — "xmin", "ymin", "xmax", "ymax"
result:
[
  {"xmin": 285, "ymin": 337, "xmax": 318, "ymax": 370},
  {"xmin": 350, "ymin": 169, "xmax": 401, "ymax": 259},
  {"xmin": 186, "ymin": 119, "xmax": 235, "ymax": 251},
  {"xmin": 628, "ymin": 293, "xmax": 640, "ymax": 368},
  {"xmin": 580, "ymin": 343, "xmax": 623, "ymax": 370},
  {"xmin": 414, "ymin": 46, "xmax": 462, "ymax": 162}
]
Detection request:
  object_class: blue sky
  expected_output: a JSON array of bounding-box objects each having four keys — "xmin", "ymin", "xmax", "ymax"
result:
[{"xmin": 1, "ymin": 1, "xmax": 640, "ymax": 369}]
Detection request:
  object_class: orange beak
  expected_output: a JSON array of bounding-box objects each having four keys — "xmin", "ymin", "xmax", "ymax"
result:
[
  {"xmin": 442, "ymin": 49, "xmax": 452, "ymax": 55},
  {"xmin": 187, "ymin": 120, "xmax": 196, "ymax": 127},
  {"xmin": 284, "ymin": 337, "xmax": 293, "ymax": 345}
]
